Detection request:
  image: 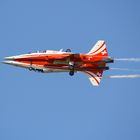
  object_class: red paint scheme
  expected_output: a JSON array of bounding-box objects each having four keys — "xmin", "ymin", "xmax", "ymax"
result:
[{"xmin": 4, "ymin": 40, "xmax": 113, "ymax": 86}]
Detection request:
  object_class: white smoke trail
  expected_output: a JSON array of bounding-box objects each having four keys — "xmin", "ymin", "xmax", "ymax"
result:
[
  {"xmin": 107, "ymin": 74, "xmax": 140, "ymax": 79},
  {"xmin": 110, "ymin": 68, "xmax": 140, "ymax": 72},
  {"xmin": 115, "ymin": 58, "xmax": 140, "ymax": 62}
]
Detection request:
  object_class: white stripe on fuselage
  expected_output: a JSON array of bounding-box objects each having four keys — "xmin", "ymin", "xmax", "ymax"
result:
[{"xmin": 5, "ymin": 51, "xmax": 72, "ymax": 60}]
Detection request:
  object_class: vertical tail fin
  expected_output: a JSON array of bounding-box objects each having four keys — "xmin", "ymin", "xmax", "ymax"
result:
[
  {"xmin": 88, "ymin": 40, "xmax": 108, "ymax": 57},
  {"xmin": 84, "ymin": 70, "xmax": 103, "ymax": 86},
  {"xmin": 85, "ymin": 40, "xmax": 109, "ymax": 86}
]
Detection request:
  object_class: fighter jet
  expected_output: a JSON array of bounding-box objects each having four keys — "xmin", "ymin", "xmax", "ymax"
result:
[{"xmin": 3, "ymin": 40, "xmax": 114, "ymax": 86}]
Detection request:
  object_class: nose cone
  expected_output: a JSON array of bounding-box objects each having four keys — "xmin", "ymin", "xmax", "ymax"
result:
[
  {"xmin": 4, "ymin": 54, "xmax": 28, "ymax": 60},
  {"xmin": 3, "ymin": 54, "xmax": 31, "ymax": 69},
  {"xmin": 3, "ymin": 56, "xmax": 17, "ymax": 65},
  {"xmin": 2, "ymin": 60, "xmax": 15, "ymax": 65},
  {"xmin": 3, "ymin": 55, "xmax": 27, "ymax": 67},
  {"xmin": 2, "ymin": 60, "xmax": 30, "ymax": 69},
  {"xmin": 4, "ymin": 56, "xmax": 16, "ymax": 60}
]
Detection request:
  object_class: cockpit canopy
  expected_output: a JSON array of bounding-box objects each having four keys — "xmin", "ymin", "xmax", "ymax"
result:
[{"xmin": 35, "ymin": 49, "xmax": 72, "ymax": 54}]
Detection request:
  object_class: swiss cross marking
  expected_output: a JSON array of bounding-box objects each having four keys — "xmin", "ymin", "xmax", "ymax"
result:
[
  {"xmin": 101, "ymin": 50, "xmax": 107, "ymax": 55},
  {"xmin": 96, "ymin": 72, "xmax": 101, "ymax": 77}
]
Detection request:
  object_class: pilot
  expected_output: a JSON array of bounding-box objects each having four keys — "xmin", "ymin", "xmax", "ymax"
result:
[
  {"xmin": 65, "ymin": 49, "xmax": 71, "ymax": 52},
  {"xmin": 43, "ymin": 50, "xmax": 47, "ymax": 53}
]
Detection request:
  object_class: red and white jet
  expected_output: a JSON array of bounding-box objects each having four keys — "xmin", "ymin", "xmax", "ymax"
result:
[{"xmin": 4, "ymin": 40, "xmax": 114, "ymax": 86}]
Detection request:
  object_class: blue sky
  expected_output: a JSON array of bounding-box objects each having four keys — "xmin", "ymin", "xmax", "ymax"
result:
[{"xmin": 0, "ymin": 0, "xmax": 140, "ymax": 140}]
